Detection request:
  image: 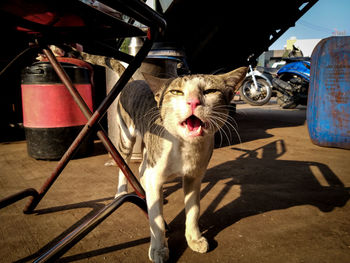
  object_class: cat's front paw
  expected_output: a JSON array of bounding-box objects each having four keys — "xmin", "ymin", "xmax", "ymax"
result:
[
  {"xmin": 148, "ymin": 246, "xmax": 169, "ymax": 263},
  {"xmin": 187, "ymin": 236, "xmax": 209, "ymax": 253}
]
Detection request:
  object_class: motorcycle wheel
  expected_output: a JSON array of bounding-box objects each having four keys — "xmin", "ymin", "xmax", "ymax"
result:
[
  {"xmin": 276, "ymin": 91, "xmax": 298, "ymax": 109},
  {"xmin": 275, "ymin": 74, "xmax": 299, "ymax": 109},
  {"xmin": 239, "ymin": 78, "xmax": 272, "ymax": 106}
]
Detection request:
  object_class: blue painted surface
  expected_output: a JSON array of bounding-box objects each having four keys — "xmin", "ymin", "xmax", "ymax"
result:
[
  {"xmin": 277, "ymin": 61, "xmax": 310, "ymax": 80},
  {"xmin": 307, "ymin": 36, "xmax": 350, "ymax": 149}
]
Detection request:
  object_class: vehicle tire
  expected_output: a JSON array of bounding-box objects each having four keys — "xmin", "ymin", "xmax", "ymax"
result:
[
  {"xmin": 275, "ymin": 74, "xmax": 299, "ymax": 109},
  {"xmin": 240, "ymin": 78, "xmax": 272, "ymax": 106},
  {"xmin": 276, "ymin": 91, "xmax": 298, "ymax": 109}
]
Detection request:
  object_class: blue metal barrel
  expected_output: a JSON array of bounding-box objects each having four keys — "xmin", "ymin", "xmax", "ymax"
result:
[{"xmin": 307, "ymin": 36, "xmax": 350, "ymax": 149}]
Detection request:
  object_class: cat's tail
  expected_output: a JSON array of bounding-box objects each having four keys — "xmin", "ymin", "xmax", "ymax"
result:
[
  {"xmin": 79, "ymin": 51, "xmax": 131, "ymax": 78},
  {"xmin": 63, "ymin": 45, "xmax": 132, "ymax": 80}
]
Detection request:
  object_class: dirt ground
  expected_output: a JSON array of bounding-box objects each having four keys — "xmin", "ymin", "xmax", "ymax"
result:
[{"xmin": 1, "ymin": 100, "xmax": 350, "ymax": 263}]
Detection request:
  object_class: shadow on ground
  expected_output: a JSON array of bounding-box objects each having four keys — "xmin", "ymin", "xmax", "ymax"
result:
[
  {"xmin": 215, "ymin": 106, "xmax": 306, "ymax": 147},
  {"xmin": 166, "ymin": 140, "xmax": 350, "ymax": 262},
  {"xmin": 14, "ymin": 197, "xmax": 114, "ymax": 263},
  {"xmin": 14, "ymin": 108, "xmax": 350, "ymax": 263}
]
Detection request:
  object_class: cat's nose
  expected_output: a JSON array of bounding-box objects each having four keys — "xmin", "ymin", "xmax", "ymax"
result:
[{"xmin": 187, "ymin": 98, "xmax": 201, "ymax": 112}]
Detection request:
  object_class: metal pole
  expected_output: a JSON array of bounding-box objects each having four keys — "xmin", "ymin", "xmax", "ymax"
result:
[
  {"xmin": 34, "ymin": 194, "xmax": 148, "ymax": 263},
  {"xmin": 42, "ymin": 47, "xmax": 145, "ymax": 197},
  {"xmin": 23, "ymin": 32, "xmax": 155, "ymax": 213}
]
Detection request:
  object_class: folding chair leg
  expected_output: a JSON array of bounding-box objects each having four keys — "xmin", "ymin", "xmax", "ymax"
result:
[
  {"xmin": 34, "ymin": 194, "xmax": 147, "ymax": 263},
  {"xmin": 23, "ymin": 34, "xmax": 155, "ymax": 212}
]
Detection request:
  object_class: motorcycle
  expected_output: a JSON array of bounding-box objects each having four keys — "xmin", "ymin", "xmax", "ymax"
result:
[
  {"xmin": 272, "ymin": 58, "xmax": 310, "ymax": 109},
  {"xmin": 239, "ymin": 54, "xmax": 273, "ymax": 106}
]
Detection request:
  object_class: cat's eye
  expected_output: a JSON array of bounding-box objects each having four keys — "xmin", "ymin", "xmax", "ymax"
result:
[
  {"xmin": 203, "ymin": 89, "xmax": 220, "ymax": 95},
  {"xmin": 170, "ymin": 90, "xmax": 184, "ymax": 96}
]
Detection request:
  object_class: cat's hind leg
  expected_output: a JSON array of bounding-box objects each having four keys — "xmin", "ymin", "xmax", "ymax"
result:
[
  {"xmin": 114, "ymin": 103, "xmax": 137, "ymax": 198},
  {"xmin": 143, "ymin": 168, "xmax": 169, "ymax": 262}
]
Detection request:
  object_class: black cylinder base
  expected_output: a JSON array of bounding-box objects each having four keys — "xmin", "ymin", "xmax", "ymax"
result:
[{"xmin": 24, "ymin": 126, "xmax": 93, "ymax": 160}]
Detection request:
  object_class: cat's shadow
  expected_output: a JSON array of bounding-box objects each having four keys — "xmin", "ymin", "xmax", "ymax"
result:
[
  {"xmin": 166, "ymin": 139, "xmax": 350, "ymax": 262},
  {"xmin": 17, "ymin": 140, "xmax": 349, "ymax": 263}
]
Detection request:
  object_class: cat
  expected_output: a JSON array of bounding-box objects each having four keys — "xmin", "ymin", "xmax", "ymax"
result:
[
  {"xmin": 42, "ymin": 45, "xmax": 246, "ymax": 261},
  {"xmin": 114, "ymin": 67, "xmax": 247, "ymax": 262}
]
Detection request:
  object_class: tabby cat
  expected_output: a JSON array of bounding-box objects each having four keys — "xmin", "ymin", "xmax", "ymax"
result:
[
  {"xmin": 114, "ymin": 67, "xmax": 247, "ymax": 262},
  {"xmin": 50, "ymin": 44, "xmax": 246, "ymax": 261}
]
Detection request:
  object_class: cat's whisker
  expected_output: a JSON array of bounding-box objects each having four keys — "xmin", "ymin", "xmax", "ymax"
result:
[
  {"xmin": 221, "ymin": 118, "xmax": 242, "ymax": 146},
  {"xmin": 209, "ymin": 110, "xmax": 242, "ymax": 147},
  {"xmin": 224, "ymin": 113, "xmax": 239, "ymax": 129},
  {"xmin": 207, "ymin": 112, "xmax": 224, "ymax": 144},
  {"xmin": 210, "ymin": 115, "xmax": 231, "ymax": 147},
  {"xmin": 212, "ymin": 105, "xmax": 239, "ymax": 128},
  {"xmin": 148, "ymin": 114, "xmax": 160, "ymax": 129},
  {"xmin": 150, "ymin": 122, "xmax": 163, "ymax": 137},
  {"xmin": 217, "ymin": 123, "xmax": 231, "ymax": 146},
  {"xmin": 222, "ymin": 120, "xmax": 242, "ymax": 148},
  {"xmin": 216, "ymin": 125, "xmax": 225, "ymax": 148},
  {"xmin": 159, "ymin": 127, "xmax": 166, "ymax": 138},
  {"xmin": 146, "ymin": 110, "xmax": 161, "ymax": 130},
  {"xmin": 207, "ymin": 117, "xmax": 223, "ymax": 147},
  {"xmin": 142, "ymin": 107, "xmax": 160, "ymax": 123},
  {"xmin": 144, "ymin": 109, "xmax": 159, "ymax": 119}
]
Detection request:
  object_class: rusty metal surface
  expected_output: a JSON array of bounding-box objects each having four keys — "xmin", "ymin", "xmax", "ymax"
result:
[
  {"xmin": 23, "ymin": 42, "xmax": 149, "ymax": 213},
  {"xmin": 307, "ymin": 36, "xmax": 350, "ymax": 149}
]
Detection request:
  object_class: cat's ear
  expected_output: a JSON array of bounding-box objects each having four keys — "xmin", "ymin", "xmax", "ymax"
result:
[
  {"xmin": 219, "ymin": 67, "xmax": 247, "ymax": 91},
  {"xmin": 142, "ymin": 72, "xmax": 169, "ymax": 96}
]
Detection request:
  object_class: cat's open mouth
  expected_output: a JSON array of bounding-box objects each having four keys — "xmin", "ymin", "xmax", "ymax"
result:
[{"xmin": 181, "ymin": 115, "xmax": 205, "ymax": 137}]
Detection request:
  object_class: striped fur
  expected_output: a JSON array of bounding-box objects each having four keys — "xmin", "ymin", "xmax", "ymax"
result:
[{"xmin": 115, "ymin": 67, "xmax": 247, "ymax": 262}]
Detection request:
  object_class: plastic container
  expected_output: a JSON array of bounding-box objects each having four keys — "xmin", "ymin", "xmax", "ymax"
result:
[
  {"xmin": 21, "ymin": 58, "xmax": 94, "ymax": 159},
  {"xmin": 307, "ymin": 36, "xmax": 350, "ymax": 149}
]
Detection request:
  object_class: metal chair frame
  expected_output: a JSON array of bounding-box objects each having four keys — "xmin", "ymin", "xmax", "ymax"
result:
[{"xmin": 0, "ymin": 0, "xmax": 166, "ymax": 261}]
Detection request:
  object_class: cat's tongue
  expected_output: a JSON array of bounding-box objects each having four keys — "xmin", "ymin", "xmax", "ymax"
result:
[{"xmin": 186, "ymin": 116, "xmax": 203, "ymax": 136}]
